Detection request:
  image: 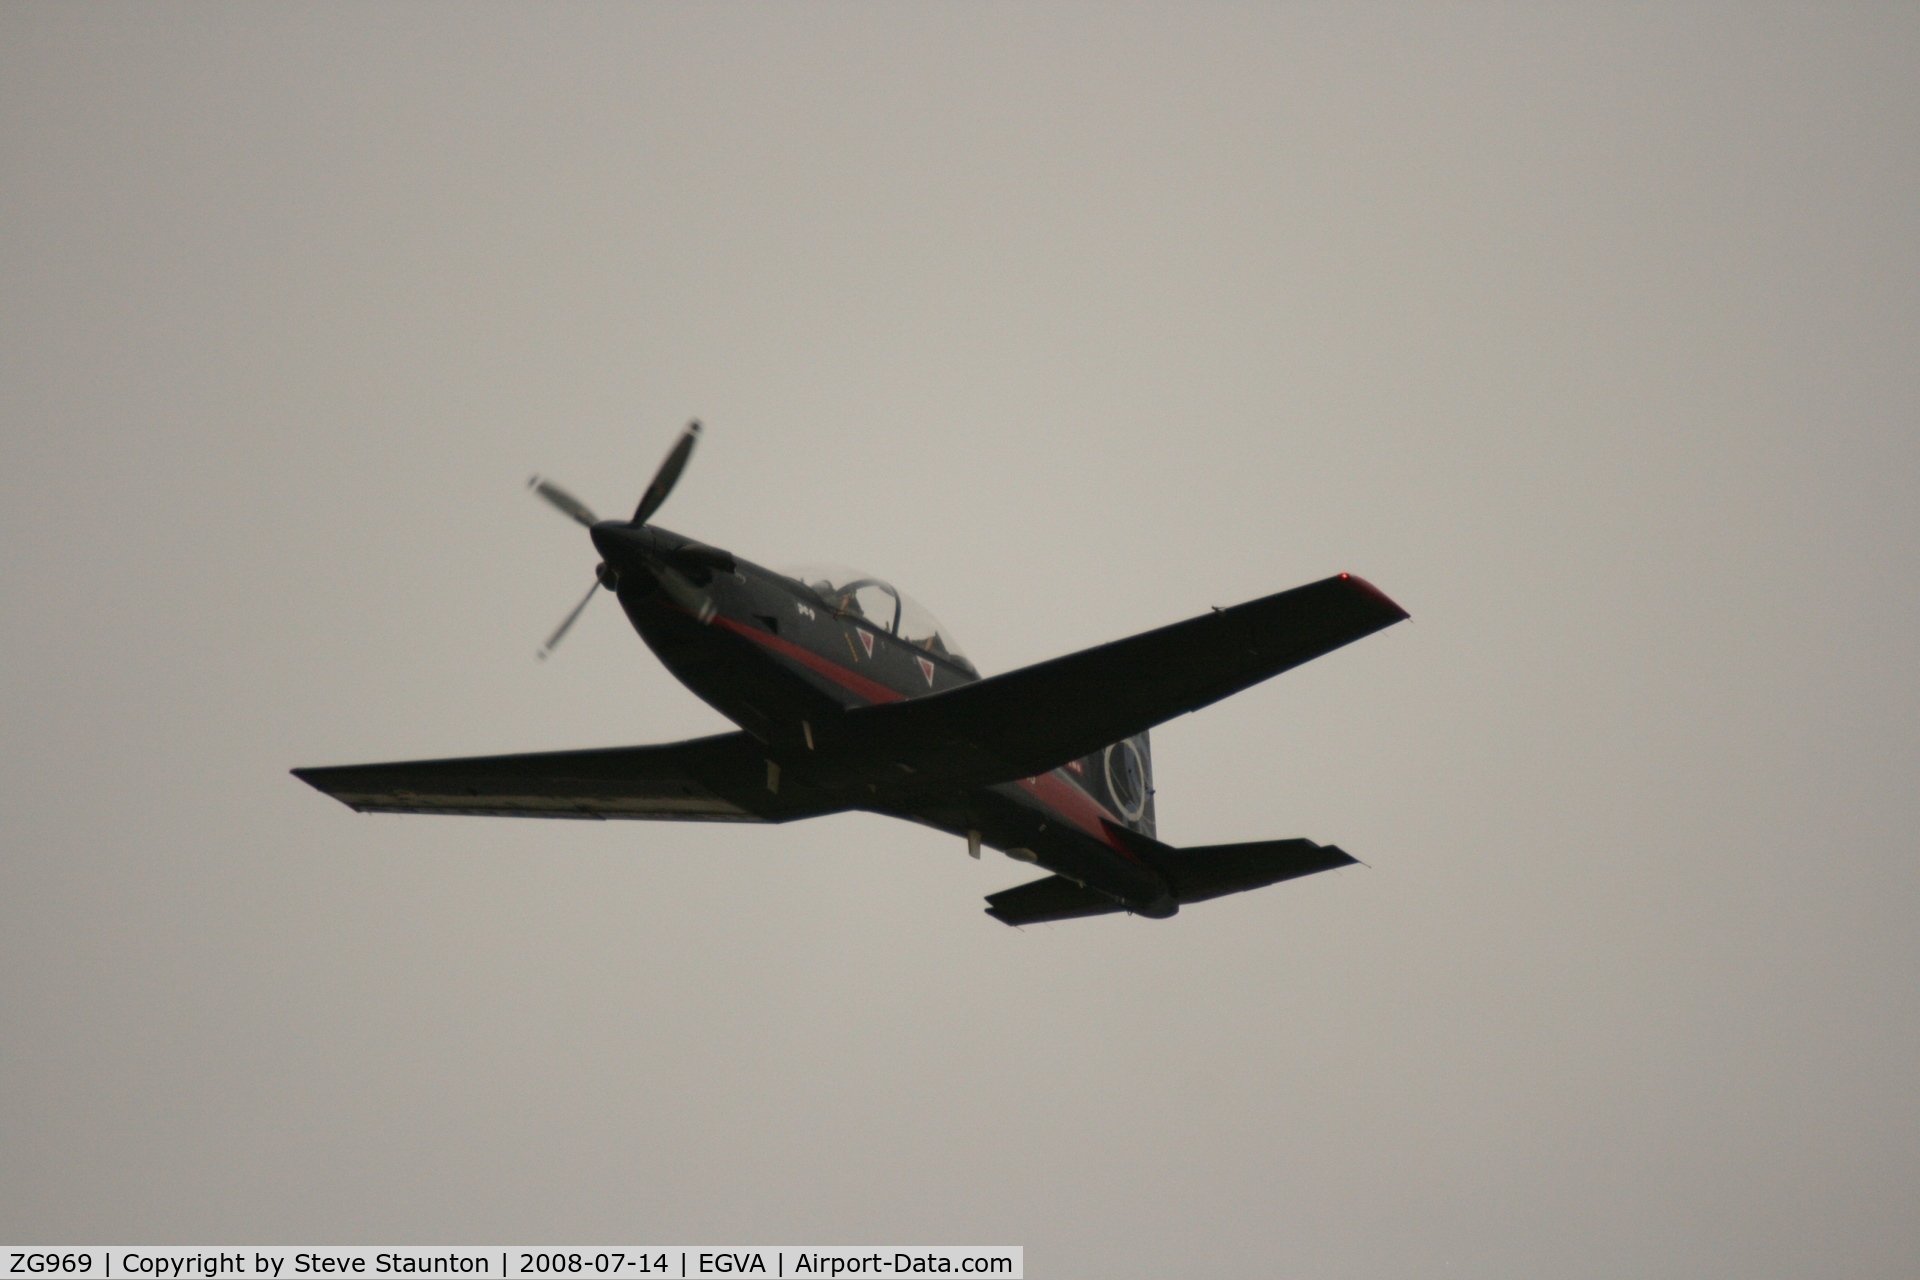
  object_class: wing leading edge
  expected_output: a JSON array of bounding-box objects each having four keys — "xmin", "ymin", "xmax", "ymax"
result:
[{"xmin": 293, "ymin": 730, "xmax": 848, "ymax": 823}]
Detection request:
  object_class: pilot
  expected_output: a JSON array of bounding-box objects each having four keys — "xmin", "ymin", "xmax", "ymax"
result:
[{"xmin": 807, "ymin": 580, "xmax": 861, "ymax": 618}]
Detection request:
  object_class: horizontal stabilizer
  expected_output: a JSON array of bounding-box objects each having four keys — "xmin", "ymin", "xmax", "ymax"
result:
[
  {"xmin": 1155, "ymin": 837, "xmax": 1357, "ymax": 903},
  {"xmin": 984, "ymin": 875, "xmax": 1127, "ymax": 926},
  {"xmin": 984, "ymin": 836, "xmax": 1357, "ymax": 925}
]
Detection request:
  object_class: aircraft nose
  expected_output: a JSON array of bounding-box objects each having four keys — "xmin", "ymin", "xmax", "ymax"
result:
[{"xmin": 589, "ymin": 521, "xmax": 651, "ymax": 570}]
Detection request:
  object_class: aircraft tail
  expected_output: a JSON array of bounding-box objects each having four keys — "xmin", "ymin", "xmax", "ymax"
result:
[
  {"xmin": 1066, "ymin": 730, "xmax": 1156, "ymax": 839},
  {"xmin": 984, "ymin": 834, "xmax": 1356, "ymax": 926}
]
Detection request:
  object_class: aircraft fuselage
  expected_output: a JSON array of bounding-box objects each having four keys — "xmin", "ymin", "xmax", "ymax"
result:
[{"xmin": 592, "ymin": 521, "xmax": 1172, "ymax": 913}]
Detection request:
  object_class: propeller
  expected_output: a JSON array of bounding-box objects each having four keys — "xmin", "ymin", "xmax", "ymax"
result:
[
  {"xmin": 529, "ymin": 477, "xmax": 597, "ymax": 528},
  {"xmin": 633, "ymin": 420, "xmax": 700, "ymax": 524},
  {"xmin": 537, "ymin": 578, "xmax": 601, "ymax": 660},
  {"xmin": 528, "ymin": 420, "xmax": 704, "ymax": 659}
]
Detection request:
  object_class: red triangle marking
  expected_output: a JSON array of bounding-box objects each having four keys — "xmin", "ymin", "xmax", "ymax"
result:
[
  {"xmin": 916, "ymin": 656, "xmax": 935, "ymax": 686},
  {"xmin": 857, "ymin": 629, "xmax": 875, "ymax": 657}
]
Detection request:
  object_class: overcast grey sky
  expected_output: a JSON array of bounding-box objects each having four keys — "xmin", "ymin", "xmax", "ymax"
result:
[{"xmin": 3, "ymin": 4, "xmax": 1917, "ymax": 1276}]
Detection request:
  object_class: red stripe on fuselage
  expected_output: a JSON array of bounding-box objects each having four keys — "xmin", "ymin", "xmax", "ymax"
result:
[
  {"xmin": 1015, "ymin": 771, "xmax": 1139, "ymax": 859},
  {"xmin": 708, "ymin": 612, "xmax": 907, "ymax": 704}
]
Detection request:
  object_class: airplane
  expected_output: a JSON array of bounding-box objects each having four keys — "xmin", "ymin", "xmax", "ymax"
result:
[{"xmin": 293, "ymin": 422, "xmax": 1409, "ymax": 925}]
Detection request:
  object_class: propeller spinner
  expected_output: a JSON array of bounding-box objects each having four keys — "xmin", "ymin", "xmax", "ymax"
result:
[{"xmin": 529, "ymin": 419, "xmax": 702, "ymax": 659}]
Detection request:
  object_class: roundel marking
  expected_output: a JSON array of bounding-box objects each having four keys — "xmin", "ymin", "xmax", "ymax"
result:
[{"xmin": 1103, "ymin": 739, "xmax": 1148, "ymax": 823}]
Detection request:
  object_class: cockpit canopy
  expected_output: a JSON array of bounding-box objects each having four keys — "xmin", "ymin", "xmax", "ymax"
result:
[{"xmin": 783, "ymin": 565, "xmax": 975, "ymax": 673}]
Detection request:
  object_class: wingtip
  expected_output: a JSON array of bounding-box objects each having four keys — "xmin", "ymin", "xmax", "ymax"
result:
[
  {"xmin": 1322, "ymin": 843, "xmax": 1362, "ymax": 869},
  {"xmin": 1338, "ymin": 572, "xmax": 1410, "ymax": 621}
]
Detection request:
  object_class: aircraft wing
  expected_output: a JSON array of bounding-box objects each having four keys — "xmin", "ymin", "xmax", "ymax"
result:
[
  {"xmin": 841, "ymin": 573, "xmax": 1407, "ymax": 787},
  {"xmin": 293, "ymin": 730, "xmax": 846, "ymax": 823}
]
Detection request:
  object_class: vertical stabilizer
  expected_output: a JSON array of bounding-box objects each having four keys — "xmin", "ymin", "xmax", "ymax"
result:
[{"xmin": 1068, "ymin": 730, "xmax": 1155, "ymax": 839}]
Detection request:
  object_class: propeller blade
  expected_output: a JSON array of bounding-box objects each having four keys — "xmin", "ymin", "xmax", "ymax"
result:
[
  {"xmin": 631, "ymin": 419, "xmax": 701, "ymax": 526},
  {"xmin": 529, "ymin": 476, "xmax": 599, "ymax": 528},
  {"xmin": 537, "ymin": 578, "xmax": 601, "ymax": 660}
]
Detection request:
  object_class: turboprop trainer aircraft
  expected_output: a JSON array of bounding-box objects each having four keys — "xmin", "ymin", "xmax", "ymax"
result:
[{"xmin": 294, "ymin": 422, "xmax": 1409, "ymax": 924}]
